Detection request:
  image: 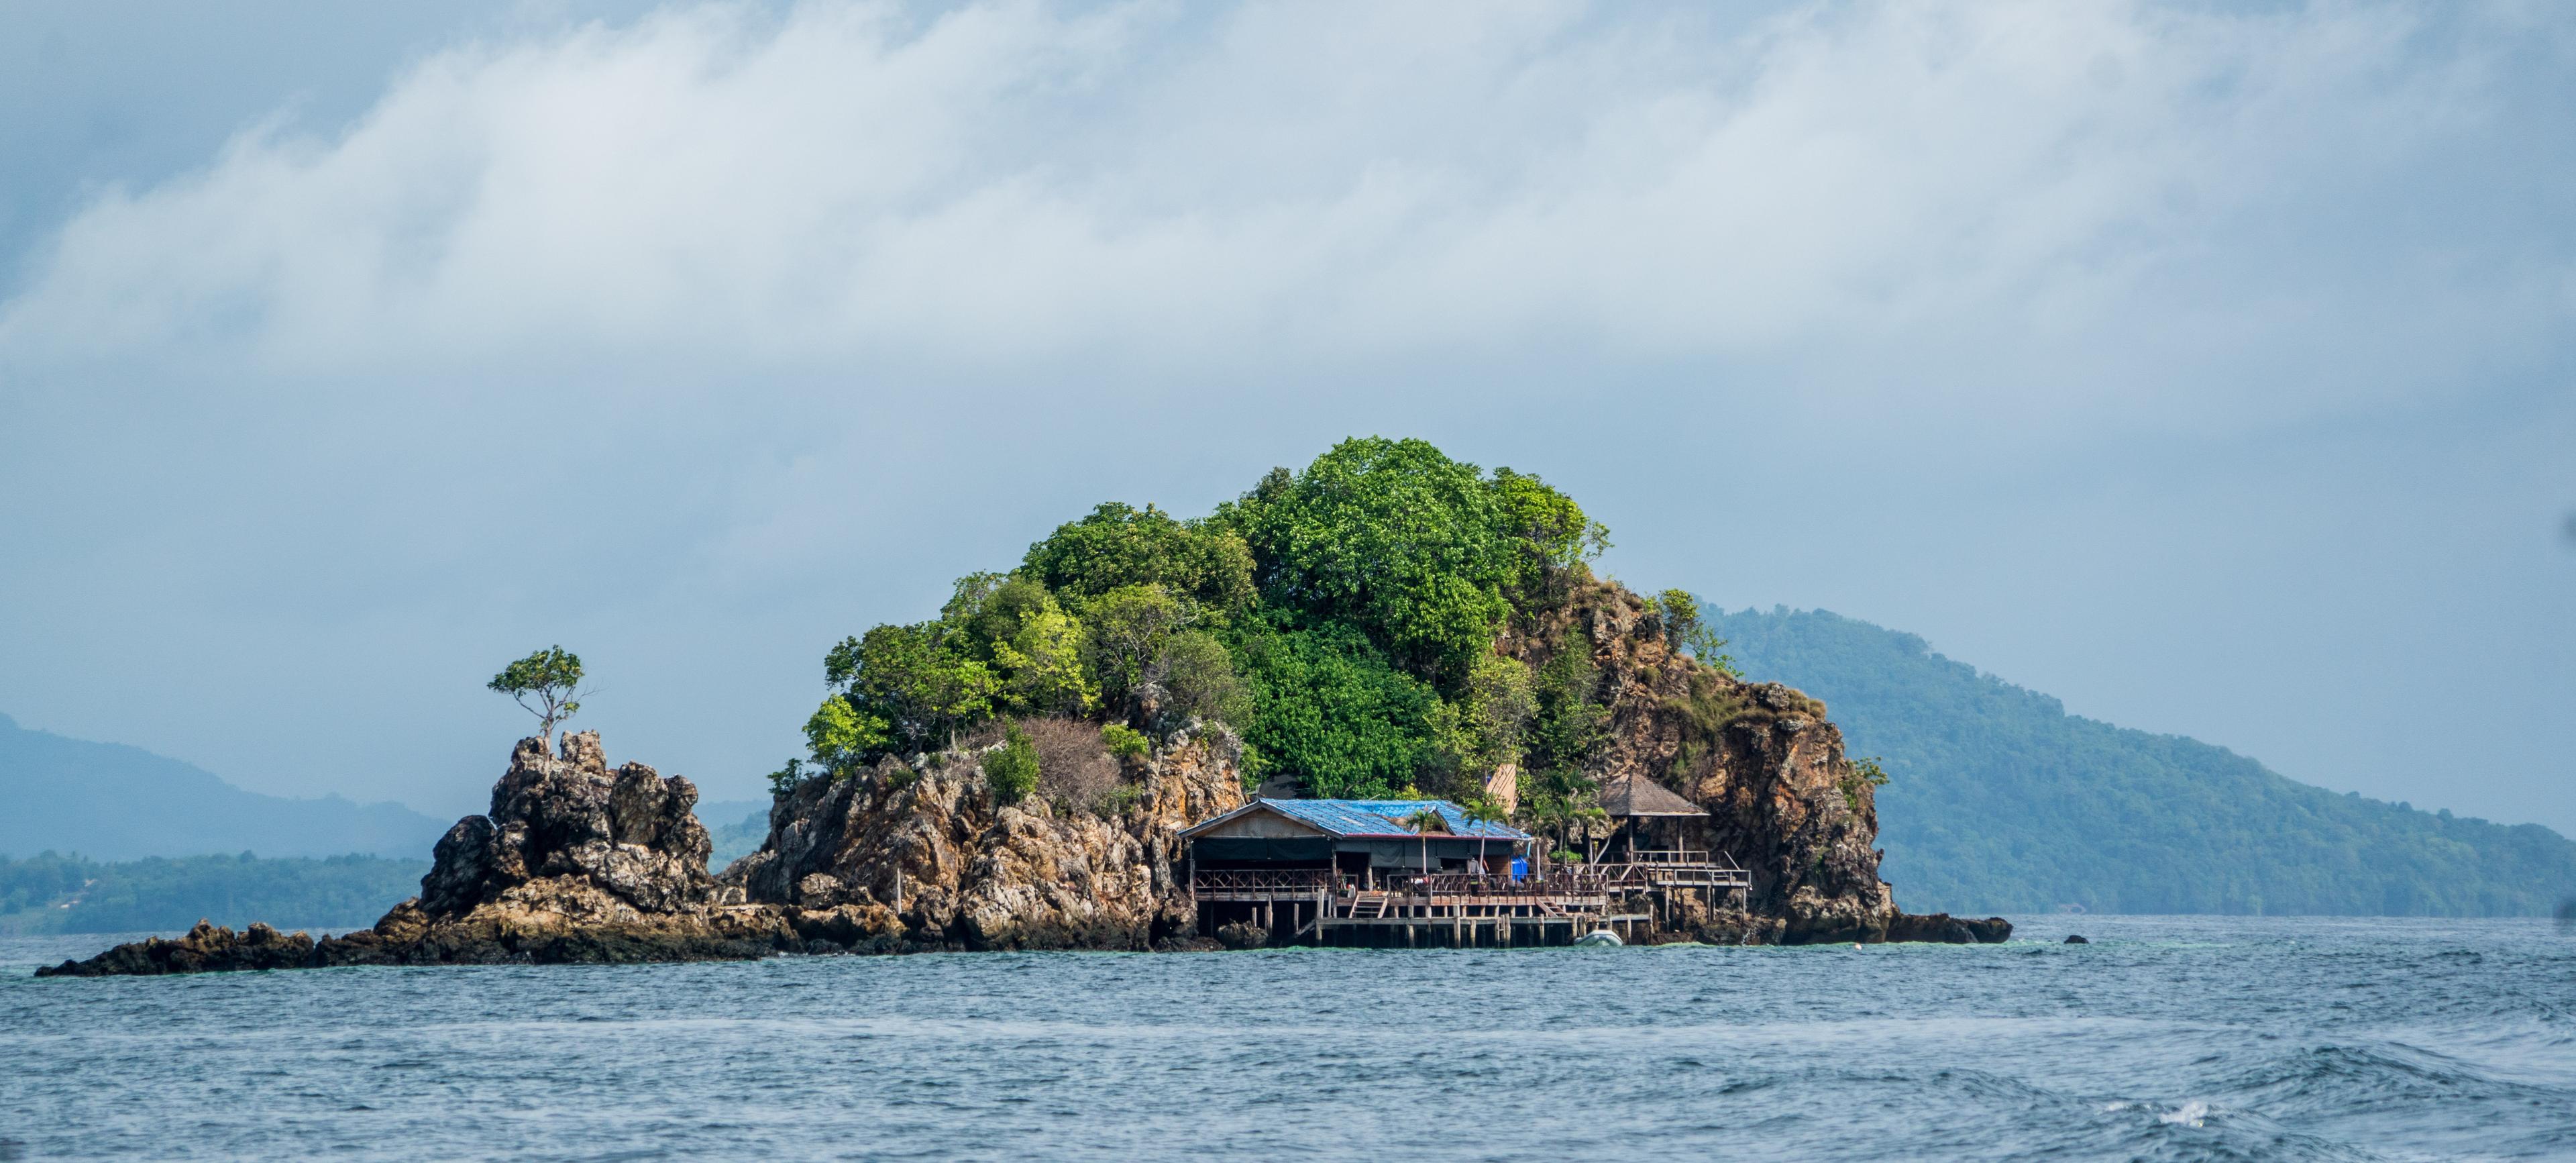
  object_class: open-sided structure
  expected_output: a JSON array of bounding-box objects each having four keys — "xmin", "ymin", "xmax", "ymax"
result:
[{"xmin": 1593, "ymin": 772, "xmax": 1708, "ymax": 862}]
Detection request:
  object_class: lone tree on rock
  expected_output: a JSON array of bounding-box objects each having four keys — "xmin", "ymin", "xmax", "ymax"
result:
[{"xmin": 489, "ymin": 646, "xmax": 587, "ymax": 743}]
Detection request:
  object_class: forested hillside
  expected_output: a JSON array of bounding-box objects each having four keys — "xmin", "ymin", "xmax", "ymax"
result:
[
  {"xmin": 0, "ymin": 713, "xmax": 447, "ymax": 860},
  {"xmin": 780, "ymin": 436, "xmax": 1701, "ymax": 846},
  {"xmin": 0, "ymin": 852, "xmax": 429, "ymax": 934},
  {"xmin": 1713, "ymin": 608, "xmax": 2576, "ymax": 915}
]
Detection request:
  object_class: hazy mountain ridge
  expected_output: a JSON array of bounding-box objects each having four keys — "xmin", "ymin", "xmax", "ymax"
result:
[
  {"xmin": 1713, "ymin": 608, "xmax": 2576, "ymax": 915},
  {"xmin": 700, "ymin": 801, "xmax": 771, "ymax": 868},
  {"xmin": 0, "ymin": 711, "xmax": 447, "ymax": 860},
  {"xmin": 0, "ymin": 852, "xmax": 430, "ymax": 935}
]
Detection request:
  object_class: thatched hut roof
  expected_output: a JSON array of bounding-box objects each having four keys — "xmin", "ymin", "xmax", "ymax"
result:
[{"xmin": 1595, "ymin": 773, "xmax": 1703, "ymax": 817}]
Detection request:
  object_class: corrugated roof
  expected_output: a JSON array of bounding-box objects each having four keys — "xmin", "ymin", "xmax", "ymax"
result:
[
  {"xmin": 1596, "ymin": 773, "xmax": 1705, "ymax": 817},
  {"xmin": 1195, "ymin": 798, "xmax": 1528, "ymax": 840}
]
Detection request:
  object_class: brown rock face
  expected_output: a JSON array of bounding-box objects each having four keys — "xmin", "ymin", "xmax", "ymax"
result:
[
  {"xmin": 315, "ymin": 731, "xmax": 788, "ymax": 966},
  {"xmin": 418, "ymin": 732, "xmax": 718, "ymax": 918},
  {"xmin": 724, "ymin": 726, "xmax": 1244, "ymax": 952},
  {"xmin": 36, "ymin": 591, "xmax": 1996, "ymax": 978},
  {"xmin": 1502, "ymin": 581, "xmax": 2005, "ymax": 946}
]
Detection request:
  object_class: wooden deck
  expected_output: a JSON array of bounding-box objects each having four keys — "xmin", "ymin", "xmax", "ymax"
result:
[{"xmin": 1189, "ymin": 859, "xmax": 1752, "ymax": 947}]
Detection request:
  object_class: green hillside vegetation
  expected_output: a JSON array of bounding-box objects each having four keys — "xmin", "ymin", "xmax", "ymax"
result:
[
  {"xmin": 0, "ymin": 712, "xmax": 447, "ymax": 860},
  {"xmin": 706, "ymin": 811, "xmax": 770, "ymax": 869},
  {"xmin": 779, "ymin": 437, "xmax": 1692, "ymax": 838},
  {"xmin": 1713, "ymin": 607, "xmax": 2576, "ymax": 916},
  {"xmin": 0, "ymin": 852, "xmax": 430, "ymax": 935},
  {"xmin": 703, "ymin": 802, "xmax": 771, "ymax": 869}
]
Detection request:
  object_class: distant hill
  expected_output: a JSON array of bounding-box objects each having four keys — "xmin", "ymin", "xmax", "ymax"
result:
[
  {"xmin": 1712, "ymin": 608, "xmax": 2576, "ymax": 916},
  {"xmin": 0, "ymin": 784, "xmax": 773, "ymax": 936},
  {"xmin": 0, "ymin": 712, "xmax": 449, "ymax": 860},
  {"xmin": 700, "ymin": 800, "xmax": 771, "ymax": 868},
  {"xmin": 0, "ymin": 852, "xmax": 429, "ymax": 935}
]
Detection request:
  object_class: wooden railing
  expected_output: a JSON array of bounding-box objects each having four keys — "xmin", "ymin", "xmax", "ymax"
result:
[
  {"xmin": 1189, "ymin": 863, "xmax": 1746, "ymax": 901},
  {"xmin": 1190, "ymin": 868, "xmax": 1338, "ymax": 892},
  {"xmin": 1564, "ymin": 849, "xmax": 1752, "ymax": 889},
  {"xmin": 1623, "ymin": 847, "xmax": 1734, "ymax": 867},
  {"xmin": 1385, "ymin": 871, "xmax": 1613, "ymax": 898},
  {"xmin": 1191, "ymin": 868, "xmax": 1614, "ymax": 899}
]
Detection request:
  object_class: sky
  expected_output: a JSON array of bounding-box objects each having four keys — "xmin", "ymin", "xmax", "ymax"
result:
[{"xmin": 1, "ymin": 0, "xmax": 2570, "ymax": 831}]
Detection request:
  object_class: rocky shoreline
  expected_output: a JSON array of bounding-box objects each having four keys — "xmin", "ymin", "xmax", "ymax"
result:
[
  {"xmin": 39, "ymin": 589, "xmax": 2009, "ymax": 979},
  {"xmin": 38, "ymin": 726, "xmax": 1252, "ymax": 976}
]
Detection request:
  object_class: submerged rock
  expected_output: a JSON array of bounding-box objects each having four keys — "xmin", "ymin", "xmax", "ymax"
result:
[
  {"xmin": 1881, "ymin": 912, "xmax": 2015, "ymax": 944},
  {"xmin": 2065, "ymin": 934, "xmax": 2090, "ymax": 944}
]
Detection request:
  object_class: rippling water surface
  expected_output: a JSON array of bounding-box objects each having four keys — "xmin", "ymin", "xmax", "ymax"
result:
[{"xmin": 5, "ymin": 916, "xmax": 2572, "ymax": 1161}]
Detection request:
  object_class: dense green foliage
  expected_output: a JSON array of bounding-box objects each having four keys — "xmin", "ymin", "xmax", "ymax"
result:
[
  {"xmin": 1020, "ymin": 502, "xmax": 1256, "ymax": 613},
  {"xmin": 1226, "ymin": 442, "xmax": 1516, "ymax": 682},
  {"xmin": 984, "ymin": 722, "xmax": 1041, "ymax": 804},
  {"xmin": 788, "ymin": 438, "xmax": 1611, "ymax": 803},
  {"xmin": 0, "ymin": 852, "xmax": 428, "ymax": 935},
  {"xmin": 1231, "ymin": 616, "xmax": 1440, "ymax": 797},
  {"xmin": 1714, "ymin": 607, "xmax": 2576, "ymax": 916}
]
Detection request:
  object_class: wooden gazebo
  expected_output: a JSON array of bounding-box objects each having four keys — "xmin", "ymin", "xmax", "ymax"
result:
[
  {"xmin": 1592, "ymin": 772, "xmax": 1709, "ymax": 865},
  {"xmin": 1587, "ymin": 774, "xmax": 1750, "ymax": 923}
]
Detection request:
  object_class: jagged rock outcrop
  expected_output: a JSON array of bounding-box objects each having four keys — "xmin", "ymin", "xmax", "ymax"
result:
[
  {"xmin": 722, "ymin": 727, "xmax": 1244, "ymax": 952},
  {"xmin": 311, "ymin": 731, "xmax": 790, "ymax": 966},
  {"xmin": 38, "ymin": 594, "xmax": 2000, "ymax": 978},
  {"xmin": 38, "ymin": 732, "xmax": 792, "ymax": 977},
  {"xmin": 406, "ymin": 732, "xmax": 725, "ymax": 921},
  {"xmin": 1501, "ymin": 581, "xmax": 2008, "ymax": 946}
]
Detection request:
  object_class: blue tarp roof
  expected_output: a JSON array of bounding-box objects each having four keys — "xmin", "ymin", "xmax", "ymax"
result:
[{"xmin": 1253, "ymin": 799, "xmax": 1528, "ymax": 840}]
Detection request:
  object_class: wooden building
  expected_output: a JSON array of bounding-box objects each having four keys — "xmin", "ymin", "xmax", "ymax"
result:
[
  {"xmin": 1182, "ymin": 798, "xmax": 1527, "ymax": 882},
  {"xmin": 1179, "ymin": 787, "xmax": 1749, "ymax": 948},
  {"xmin": 1591, "ymin": 772, "xmax": 1710, "ymax": 863},
  {"xmin": 1182, "ymin": 798, "xmax": 1619, "ymax": 946}
]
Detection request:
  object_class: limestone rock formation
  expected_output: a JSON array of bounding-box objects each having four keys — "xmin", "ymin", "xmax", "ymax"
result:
[
  {"xmin": 723, "ymin": 727, "xmax": 1244, "ymax": 952},
  {"xmin": 37, "ymin": 594, "xmax": 2000, "ymax": 978},
  {"xmin": 38, "ymin": 732, "xmax": 792, "ymax": 978},
  {"xmin": 313, "ymin": 731, "xmax": 790, "ymax": 967},
  {"xmin": 1501, "ymin": 581, "xmax": 2008, "ymax": 946}
]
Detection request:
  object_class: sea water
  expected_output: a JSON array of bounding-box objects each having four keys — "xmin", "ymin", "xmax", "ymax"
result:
[{"xmin": 4, "ymin": 915, "xmax": 2571, "ymax": 1161}]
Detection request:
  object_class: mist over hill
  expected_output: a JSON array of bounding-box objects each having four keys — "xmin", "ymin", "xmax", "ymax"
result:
[
  {"xmin": 1713, "ymin": 609, "xmax": 2576, "ymax": 916},
  {"xmin": 0, "ymin": 712, "xmax": 447, "ymax": 860}
]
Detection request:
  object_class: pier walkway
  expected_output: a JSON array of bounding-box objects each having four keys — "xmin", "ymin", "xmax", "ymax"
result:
[{"xmin": 1189, "ymin": 857, "xmax": 1750, "ymax": 947}]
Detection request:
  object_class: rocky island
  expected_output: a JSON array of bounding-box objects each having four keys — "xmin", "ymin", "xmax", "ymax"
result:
[{"xmin": 40, "ymin": 438, "xmax": 2004, "ymax": 977}]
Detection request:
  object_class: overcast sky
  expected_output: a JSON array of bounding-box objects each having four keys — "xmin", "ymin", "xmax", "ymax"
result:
[{"xmin": 2, "ymin": 0, "xmax": 2569, "ymax": 831}]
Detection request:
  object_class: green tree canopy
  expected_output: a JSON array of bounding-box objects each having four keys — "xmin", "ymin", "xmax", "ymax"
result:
[
  {"xmin": 984, "ymin": 721, "xmax": 1040, "ymax": 805},
  {"xmin": 1232, "ymin": 617, "xmax": 1438, "ymax": 799},
  {"xmin": 1022, "ymin": 502, "xmax": 1255, "ymax": 613},
  {"xmin": 488, "ymin": 646, "xmax": 586, "ymax": 742},
  {"xmin": 783, "ymin": 437, "xmax": 1663, "ymax": 807},
  {"xmin": 1227, "ymin": 437, "xmax": 1519, "ymax": 685},
  {"xmin": 820, "ymin": 621, "xmax": 994, "ymax": 759}
]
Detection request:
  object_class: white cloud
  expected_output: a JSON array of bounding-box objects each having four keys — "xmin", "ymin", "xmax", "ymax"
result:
[
  {"xmin": 5, "ymin": 0, "xmax": 2563, "ymax": 438},
  {"xmin": 1, "ymin": 0, "xmax": 2571, "ymax": 825}
]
